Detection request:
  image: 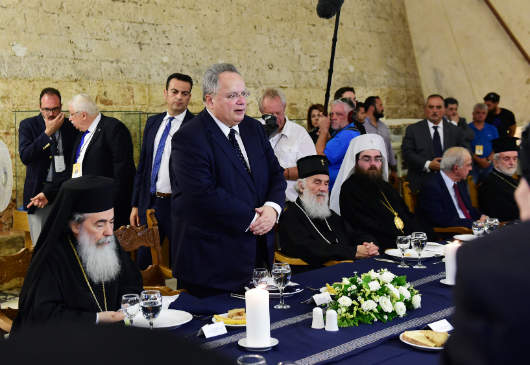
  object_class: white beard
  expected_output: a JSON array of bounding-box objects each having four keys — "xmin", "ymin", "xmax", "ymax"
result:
[
  {"xmin": 496, "ymin": 166, "xmax": 517, "ymax": 177},
  {"xmin": 300, "ymin": 191, "xmax": 331, "ymax": 219},
  {"xmin": 77, "ymin": 228, "xmax": 121, "ymax": 283}
]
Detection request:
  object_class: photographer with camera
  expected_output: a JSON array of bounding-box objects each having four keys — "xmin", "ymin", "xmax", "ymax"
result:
[{"xmin": 258, "ymin": 88, "xmax": 316, "ymax": 202}]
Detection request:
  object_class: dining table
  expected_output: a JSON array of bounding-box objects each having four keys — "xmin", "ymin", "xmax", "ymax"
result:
[{"xmin": 168, "ymin": 253, "xmax": 453, "ymax": 364}]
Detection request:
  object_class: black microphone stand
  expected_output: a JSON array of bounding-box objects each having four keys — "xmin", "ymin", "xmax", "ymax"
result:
[{"xmin": 323, "ymin": 6, "xmax": 341, "ymax": 114}]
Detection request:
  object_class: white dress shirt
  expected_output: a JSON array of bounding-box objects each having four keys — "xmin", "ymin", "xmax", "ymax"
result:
[
  {"xmin": 440, "ymin": 171, "xmax": 466, "ymax": 219},
  {"xmin": 206, "ymin": 109, "xmax": 282, "ymax": 229},
  {"xmin": 152, "ymin": 110, "xmax": 186, "ymax": 193},
  {"xmin": 424, "ymin": 120, "xmax": 445, "ymax": 172},
  {"xmin": 76, "ymin": 113, "xmax": 102, "ymax": 167},
  {"xmin": 267, "ymin": 118, "xmax": 316, "ymax": 201}
]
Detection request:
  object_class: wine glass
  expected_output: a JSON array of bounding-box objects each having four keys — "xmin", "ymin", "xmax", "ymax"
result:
[
  {"xmin": 140, "ymin": 289, "xmax": 162, "ymax": 330},
  {"xmin": 253, "ymin": 268, "xmax": 269, "ymax": 288},
  {"xmin": 485, "ymin": 218, "xmax": 499, "ymax": 233},
  {"xmin": 272, "ymin": 262, "xmax": 291, "ymax": 309},
  {"xmin": 396, "ymin": 235, "xmax": 410, "ymax": 268},
  {"xmin": 237, "ymin": 354, "xmax": 267, "ymax": 365},
  {"xmin": 121, "ymin": 294, "xmax": 140, "ymax": 326},
  {"xmin": 472, "ymin": 221, "xmax": 485, "ymax": 236},
  {"xmin": 411, "ymin": 232, "xmax": 427, "ymax": 269}
]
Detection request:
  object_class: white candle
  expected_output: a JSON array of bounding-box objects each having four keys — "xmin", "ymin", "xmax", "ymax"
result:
[
  {"xmin": 245, "ymin": 287, "xmax": 271, "ymax": 347},
  {"xmin": 444, "ymin": 242, "xmax": 461, "ymax": 285}
]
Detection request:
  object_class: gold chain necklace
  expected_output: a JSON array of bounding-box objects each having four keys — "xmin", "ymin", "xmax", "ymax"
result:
[
  {"xmin": 379, "ymin": 191, "xmax": 404, "ymax": 233},
  {"xmin": 493, "ymin": 170, "xmax": 518, "ymax": 189},
  {"xmin": 68, "ymin": 238, "xmax": 107, "ymax": 312}
]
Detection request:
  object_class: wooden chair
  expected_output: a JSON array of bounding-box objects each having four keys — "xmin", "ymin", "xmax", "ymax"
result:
[
  {"xmin": 0, "ymin": 221, "xmax": 34, "ymax": 334},
  {"xmin": 114, "ymin": 209, "xmax": 181, "ymax": 296},
  {"xmin": 274, "ymin": 251, "xmax": 353, "ymax": 267},
  {"xmin": 467, "ymin": 175, "xmax": 479, "ymax": 209},
  {"xmin": 402, "ymin": 180, "xmax": 417, "ymax": 213},
  {"xmin": 12, "ymin": 209, "xmax": 32, "ymax": 247}
]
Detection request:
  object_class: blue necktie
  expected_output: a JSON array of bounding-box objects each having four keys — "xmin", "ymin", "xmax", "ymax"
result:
[
  {"xmin": 75, "ymin": 130, "xmax": 90, "ymax": 163},
  {"xmin": 150, "ymin": 117, "xmax": 174, "ymax": 194},
  {"xmin": 228, "ymin": 128, "xmax": 251, "ymax": 175}
]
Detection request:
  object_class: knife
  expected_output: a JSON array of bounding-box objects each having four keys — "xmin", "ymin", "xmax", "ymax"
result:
[{"xmin": 374, "ymin": 257, "xmax": 400, "ymax": 264}]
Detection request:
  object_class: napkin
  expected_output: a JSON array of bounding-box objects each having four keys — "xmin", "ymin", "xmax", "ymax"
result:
[
  {"xmin": 162, "ymin": 295, "xmax": 180, "ymax": 310},
  {"xmin": 168, "ymin": 292, "xmax": 231, "ymax": 315}
]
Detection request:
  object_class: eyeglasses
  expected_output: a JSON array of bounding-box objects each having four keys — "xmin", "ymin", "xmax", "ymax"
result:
[
  {"xmin": 41, "ymin": 107, "xmax": 61, "ymax": 114},
  {"xmin": 224, "ymin": 91, "xmax": 250, "ymax": 100},
  {"xmin": 359, "ymin": 156, "xmax": 383, "ymax": 163},
  {"xmin": 501, "ymin": 156, "xmax": 518, "ymax": 162}
]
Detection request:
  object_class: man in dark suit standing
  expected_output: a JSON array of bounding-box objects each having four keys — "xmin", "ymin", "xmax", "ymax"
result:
[
  {"xmin": 170, "ymin": 63, "xmax": 286, "ymax": 297},
  {"xmin": 441, "ymin": 125, "xmax": 530, "ymax": 365},
  {"xmin": 19, "ymin": 88, "xmax": 77, "ymax": 244},
  {"xmin": 130, "ymin": 73, "xmax": 195, "ymax": 269},
  {"xmin": 67, "ymin": 94, "xmax": 135, "ymax": 228},
  {"xmin": 402, "ymin": 94, "xmax": 465, "ymax": 192},
  {"xmin": 418, "ymin": 147, "xmax": 485, "ymax": 228}
]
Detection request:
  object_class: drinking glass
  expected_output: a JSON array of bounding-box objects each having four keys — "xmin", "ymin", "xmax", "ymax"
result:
[
  {"xmin": 485, "ymin": 218, "xmax": 500, "ymax": 233},
  {"xmin": 140, "ymin": 289, "xmax": 162, "ymax": 330},
  {"xmin": 411, "ymin": 232, "xmax": 427, "ymax": 269},
  {"xmin": 236, "ymin": 354, "xmax": 267, "ymax": 365},
  {"xmin": 472, "ymin": 221, "xmax": 485, "ymax": 236},
  {"xmin": 253, "ymin": 268, "xmax": 269, "ymax": 288},
  {"xmin": 121, "ymin": 293, "xmax": 140, "ymax": 326},
  {"xmin": 396, "ymin": 235, "xmax": 410, "ymax": 268},
  {"xmin": 272, "ymin": 262, "xmax": 291, "ymax": 309}
]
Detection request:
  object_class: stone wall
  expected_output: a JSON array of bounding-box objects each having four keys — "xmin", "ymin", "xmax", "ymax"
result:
[{"xmin": 0, "ymin": 0, "xmax": 424, "ymax": 230}]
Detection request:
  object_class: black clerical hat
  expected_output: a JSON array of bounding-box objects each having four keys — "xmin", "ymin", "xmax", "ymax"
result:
[
  {"xmin": 297, "ymin": 155, "xmax": 329, "ymax": 178},
  {"xmin": 61, "ymin": 175, "xmax": 114, "ymax": 213},
  {"xmin": 492, "ymin": 137, "xmax": 519, "ymax": 153}
]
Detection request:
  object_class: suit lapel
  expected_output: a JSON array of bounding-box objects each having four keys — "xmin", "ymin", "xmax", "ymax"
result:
[
  {"xmin": 442, "ymin": 120, "xmax": 453, "ymax": 148},
  {"xmin": 203, "ymin": 112, "xmax": 256, "ymax": 192}
]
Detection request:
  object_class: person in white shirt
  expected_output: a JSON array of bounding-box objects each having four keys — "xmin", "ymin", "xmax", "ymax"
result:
[{"xmin": 258, "ymin": 88, "xmax": 316, "ymax": 201}]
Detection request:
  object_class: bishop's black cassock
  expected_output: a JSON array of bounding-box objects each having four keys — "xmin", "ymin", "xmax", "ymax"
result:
[{"xmin": 479, "ymin": 169, "xmax": 519, "ymax": 221}]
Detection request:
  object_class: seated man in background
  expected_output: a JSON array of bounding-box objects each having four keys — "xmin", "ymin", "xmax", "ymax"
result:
[
  {"xmin": 468, "ymin": 103, "xmax": 498, "ymax": 183},
  {"xmin": 418, "ymin": 147, "xmax": 485, "ymax": 228},
  {"xmin": 441, "ymin": 126, "xmax": 530, "ymax": 365},
  {"xmin": 479, "ymin": 137, "xmax": 520, "ymax": 221},
  {"xmin": 12, "ymin": 176, "xmax": 143, "ymax": 333},
  {"xmin": 331, "ymin": 134, "xmax": 427, "ymax": 251},
  {"xmin": 278, "ymin": 155, "xmax": 379, "ymax": 269}
]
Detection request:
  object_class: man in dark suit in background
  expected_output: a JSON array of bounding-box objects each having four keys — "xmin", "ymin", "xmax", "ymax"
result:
[
  {"xmin": 67, "ymin": 94, "xmax": 135, "ymax": 228},
  {"xmin": 441, "ymin": 125, "xmax": 530, "ymax": 365},
  {"xmin": 402, "ymin": 94, "xmax": 466, "ymax": 192},
  {"xmin": 170, "ymin": 63, "xmax": 286, "ymax": 297},
  {"xmin": 418, "ymin": 147, "xmax": 485, "ymax": 228},
  {"xmin": 130, "ymin": 73, "xmax": 195, "ymax": 269},
  {"xmin": 19, "ymin": 88, "xmax": 77, "ymax": 244}
]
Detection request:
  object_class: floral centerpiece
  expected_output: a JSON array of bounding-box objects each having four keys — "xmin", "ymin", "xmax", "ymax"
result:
[{"xmin": 326, "ymin": 268, "xmax": 422, "ymax": 327}]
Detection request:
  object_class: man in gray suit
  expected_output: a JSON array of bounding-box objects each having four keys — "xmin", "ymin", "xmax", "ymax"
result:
[{"xmin": 402, "ymin": 94, "xmax": 466, "ymax": 192}]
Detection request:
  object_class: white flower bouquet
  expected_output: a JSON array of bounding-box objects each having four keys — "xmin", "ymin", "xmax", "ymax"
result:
[{"xmin": 325, "ymin": 268, "xmax": 421, "ymax": 327}]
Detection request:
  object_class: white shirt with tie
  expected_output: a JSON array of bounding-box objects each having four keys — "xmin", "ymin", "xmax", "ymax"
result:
[
  {"xmin": 424, "ymin": 120, "xmax": 444, "ymax": 172},
  {"xmin": 440, "ymin": 170, "xmax": 466, "ymax": 219}
]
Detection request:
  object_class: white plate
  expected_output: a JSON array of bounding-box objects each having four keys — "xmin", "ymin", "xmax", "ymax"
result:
[
  {"xmin": 132, "ymin": 309, "xmax": 192, "ymax": 329},
  {"xmin": 399, "ymin": 332, "xmax": 444, "ymax": 351},
  {"xmin": 385, "ymin": 248, "xmax": 436, "ymax": 260},
  {"xmin": 440, "ymin": 278, "xmax": 454, "ymax": 286},
  {"xmin": 238, "ymin": 337, "xmax": 279, "ymax": 351},
  {"xmin": 212, "ymin": 313, "xmax": 246, "ymax": 328},
  {"xmin": 453, "ymin": 234, "xmax": 476, "ymax": 241}
]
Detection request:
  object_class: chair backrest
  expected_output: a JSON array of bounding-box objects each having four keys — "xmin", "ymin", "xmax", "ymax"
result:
[
  {"xmin": 12, "ymin": 210, "xmax": 32, "ymax": 248},
  {"xmin": 402, "ymin": 180, "xmax": 417, "ymax": 213},
  {"xmin": 274, "ymin": 251, "xmax": 309, "ymax": 266},
  {"xmin": 467, "ymin": 175, "xmax": 479, "ymax": 209}
]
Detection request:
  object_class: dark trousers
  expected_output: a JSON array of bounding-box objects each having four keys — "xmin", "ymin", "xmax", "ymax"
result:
[{"xmin": 136, "ymin": 196, "xmax": 171, "ymax": 270}]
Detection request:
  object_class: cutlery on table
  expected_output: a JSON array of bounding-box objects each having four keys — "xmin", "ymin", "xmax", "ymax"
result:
[{"xmin": 374, "ymin": 258, "xmax": 400, "ymax": 264}]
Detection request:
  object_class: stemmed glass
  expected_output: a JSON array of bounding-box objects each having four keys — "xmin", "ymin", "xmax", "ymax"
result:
[
  {"xmin": 411, "ymin": 232, "xmax": 427, "ymax": 269},
  {"xmin": 472, "ymin": 221, "xmax": 485, "ymax": 236},
  {"xmin": 272, "ymin": 262, "xmax": 291, "ymax": 309},
  {"xmin": 140, "ymin": 289, "xmax": 162, "ymax": 330},
  {"xmin": 396, "ymin": 235, "xmax": 411, "ymax": 268},
  {"xmin": 485, "ymin": 218, "xmax": 499, "ymax": 233},
  {"xmin": 121, "ymin": 294, "xmax": 140, "ymax": 326},
  {"xmin": 253, "ymin": 268, "xmax": 269, "ymax": 288}
]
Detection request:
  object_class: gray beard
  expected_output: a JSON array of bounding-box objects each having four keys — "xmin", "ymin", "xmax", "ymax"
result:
[
  {"xmin": 77, "ymin": 229, "xmax": 121, "ymax": 283},
  {"xmin": 300, "ymin": 191, "xmax": 331, "ymax": 219},
  {"xmin": 496, "ymin": 166, "xmax": 517, "ymax": 177}
]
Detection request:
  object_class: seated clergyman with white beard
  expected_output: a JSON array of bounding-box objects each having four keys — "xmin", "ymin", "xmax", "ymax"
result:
[
  {"xmin": 12, "ymin": 176, "xmax": 143, "ymax": 333},
  {"xmin": 278, "ymin": 155, "xmax": 379, "ymax": 268}
]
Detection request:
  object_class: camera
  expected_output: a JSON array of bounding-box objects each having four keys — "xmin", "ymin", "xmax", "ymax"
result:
[{"xmin": 262, "ymin": 114, "xmax": 279, "ymax": 137}]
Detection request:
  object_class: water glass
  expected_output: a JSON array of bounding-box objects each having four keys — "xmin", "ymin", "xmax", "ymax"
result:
[
  {"xmin": 140, "ymin": 289, "xmax": 162, "ymax": 330},
  {"xmin": 472, "ymin": 221, "xmax": 485, "ymax": 236},
  {"xmin": 396, "ymin": 235, "xmax": 410, "ymax": 268},
  {"xmin": 121, "ymin": 293, "xmax": 140, "ymax": 326},
  {"xmin": 411, "ymin": 232, "xmax": 427, "ymax": 269},
  {"xmin": 485, "ymin": 218, "xmax": 500, "ymax": 233},
  {"xmin": 272, "ymin": 262, "xmax": 291, "ymax": 309},
  {"xmin": 237, "ymin": 354, "xmax": 267, "ymax": 365},
  {"xmin": 252, "ymin": 268, "xmax": 269, "ymax": 288}
]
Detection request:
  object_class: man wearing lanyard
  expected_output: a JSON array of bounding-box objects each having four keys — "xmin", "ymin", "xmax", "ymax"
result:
[
  {"xmin": 130, "ymin": 73, "xmax": 195, "ymax": 269},
  {"xmin": 67, "ymin": 94, "xmax": 136, "ymax": 228},
  {"xmin": 20, "ymin": 88, "xmax": 77, "ymax": 244}
]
